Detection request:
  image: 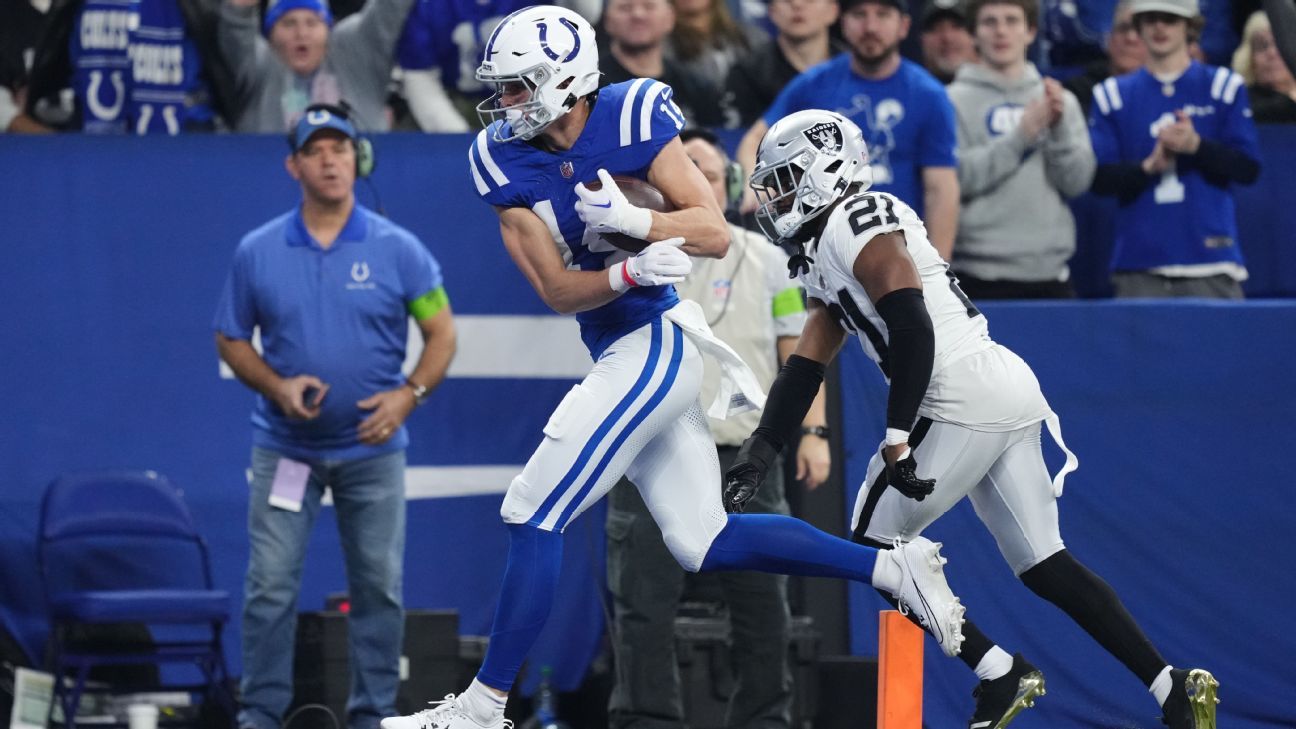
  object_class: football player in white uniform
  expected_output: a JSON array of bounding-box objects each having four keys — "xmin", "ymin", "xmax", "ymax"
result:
[
  {"xmin": 724, "ymin": 109, "xmax": 1219, "ymax": 729},
  {"xmin": 382, "ymin": 9, "xmax": 965, "ymax": 729}
]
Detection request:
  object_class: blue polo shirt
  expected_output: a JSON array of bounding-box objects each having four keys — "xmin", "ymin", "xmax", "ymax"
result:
[
  {"xmin": 214, "ymin": 204, "xmax": 445, "ymax": 461},
  {"xmin": 763, "ymin": 55, "xmax": 957, "ymax": 215}
]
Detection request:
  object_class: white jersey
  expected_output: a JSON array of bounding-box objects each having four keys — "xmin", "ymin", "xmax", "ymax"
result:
[{"xmin": 801, "ymin": 191, "xmax": 1052, "ymax": 431}]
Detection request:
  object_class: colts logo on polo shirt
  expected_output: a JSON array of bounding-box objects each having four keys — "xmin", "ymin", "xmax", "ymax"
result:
[{"xmin": 347, "ymin": 261, "xmax": 375, "ymax": 290}]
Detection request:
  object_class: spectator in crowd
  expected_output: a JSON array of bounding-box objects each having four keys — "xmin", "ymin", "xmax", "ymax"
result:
[
  {"xmin": 599, "ymin": 0, "xmax": 722, "ymax": 125},
  {"xmin": 947, "ymin": 0, "xmax": 1095, "ymax": 299},
  {"xmin": 1065, "ymin": 1, "xmax": 1148, "ymax": 113},
  {"xmin": 606, "ymin": 128, "xmax": 830, "ymax": 729},
  {"xmin": 393, "ymin": 0, "xmax": 533, "ymax": 132},
  {"xmin": 0, "ymin": 0, "xmax": 53, "ymax": 132},
  {"xmin": 219, "ymin": 0, "xmax": 414, "ymax": 132},
  {"xmin": 920, "ymin": 0, "xmax": 977, "ymax": 83},
  {"xmin": 738, "ymin": 0, "xmax": 960, "ymax": 259},
  {"xmin": 723, "ymin": 0, "xmax": 842, "ymax": 128},
  {"xmin": 1233, "ymin": 9, "xmax": 1296, "ymax": 120},
  {"xmin": 20, "ymin": 0, "xmax": 231, "ymax": 133},
  {"xmin": 214, "ymin": 104, "xmax": 456, "ymax": 729},
  {"xmin": 1089, "ymin": 0, "xmax": 1261, "ymax": 298},
  {"xmin": 668, "ymin": 0, "xmax": 769, "ymax": 92}
]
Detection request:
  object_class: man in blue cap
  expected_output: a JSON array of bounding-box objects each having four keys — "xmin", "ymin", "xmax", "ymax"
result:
[
  {"xmin": 218, "ymin": 0, "xmax": 415, "ymax": 131},
  {"xmin": 214, "ymin": 104, "xmax": 457, "ymax": 729}
]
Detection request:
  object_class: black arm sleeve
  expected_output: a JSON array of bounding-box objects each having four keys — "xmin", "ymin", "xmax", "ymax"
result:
[
  {"xmin": 875, "ymin": 288, "xmax": 934, "ymax": 432},
  {"xmin": 1091, "ymin": 162, "xmax": 1157, "ymax": 204},
  {"xmin": 750, "ymin": 354, "xmax": 825, "ymax": 454},
  {"xmin": 1185, "ymin": 139, "xmax": 1262, "ymax": 184}
]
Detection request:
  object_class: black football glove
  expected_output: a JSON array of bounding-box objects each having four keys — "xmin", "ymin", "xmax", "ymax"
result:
[
  {"xmin": 885, "ymin": 450, "xmax": 935, "ymax": 501},
  {"xmin": 723, "ymin": 433, "xmax": 780, "ymax": 514}
]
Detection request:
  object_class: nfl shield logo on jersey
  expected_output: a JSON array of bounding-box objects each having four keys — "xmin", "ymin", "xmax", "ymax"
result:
[
  {"xmin": 803, "ymin": 122, "xmax": 842, "ymax": 153},
  {"xmin": 560, "ymin": 161, "xmax": 574, "ymax": 178}
]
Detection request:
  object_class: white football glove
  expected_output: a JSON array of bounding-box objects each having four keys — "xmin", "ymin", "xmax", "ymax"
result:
[
  {"xmin": 574, "ymin": 169, "xmax": 653, "ymax": 240},
  {"xmin": 609, "ymin": 238, "xmax": 691, "ymax": 293}
]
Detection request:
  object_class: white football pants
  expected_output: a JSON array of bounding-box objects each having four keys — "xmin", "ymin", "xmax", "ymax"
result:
[{"xmin": 501, "ymin": 318, "xmax": 729, "ymax": 572}]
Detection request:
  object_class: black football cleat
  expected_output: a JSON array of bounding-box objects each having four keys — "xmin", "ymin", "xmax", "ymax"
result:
[
  {"xmin": 967, "ymin": 654, "xmax": 1046, "ymax": 729},
  {"xmin": 1161, "ymin": 668, "xmax": 1219, "ymax": 729}
]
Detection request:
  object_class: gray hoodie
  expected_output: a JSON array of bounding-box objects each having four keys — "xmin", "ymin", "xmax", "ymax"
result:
[
  {"xmin": 219, "ymin": 0, "xmax": 414, "ymax": 133},
  {"xmin": 947, "ymin": 62, "xmax": 1095, "ymax": 283}
]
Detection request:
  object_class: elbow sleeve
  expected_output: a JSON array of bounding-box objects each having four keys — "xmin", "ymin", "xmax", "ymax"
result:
[{"xmin": 875, "ymin": 288, "xmax": 934, "ymax": 432}]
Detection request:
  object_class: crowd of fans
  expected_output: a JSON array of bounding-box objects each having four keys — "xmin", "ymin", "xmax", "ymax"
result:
[{"xmin": 1, "ymin": 0, "xmax": 1292, "ymax": 296}]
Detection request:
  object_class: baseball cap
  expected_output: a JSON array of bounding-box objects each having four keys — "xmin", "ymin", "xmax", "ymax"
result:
[
  {"xmin": 1128, "ymin": 0, "xmax": 1199, "ymax": 19},
  {"xmin": 291, "ymin": 106, "xmax": 357, "ymax": 151},
  {"xmin": 263, "ymin": 0, "xmax": 333, "ymax": 36},
  {"xmin": 922, "ymin": 0, "xmax": 967, "ymax": 29},
  {"xmin": 840, "ymin": 0, "xmax": 908, "ymax": 14}
]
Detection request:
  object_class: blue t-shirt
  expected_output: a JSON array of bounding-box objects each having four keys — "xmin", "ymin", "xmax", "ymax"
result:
[
  {"xmin": 396, "ymin": 0, "xmax": 531, "ymax": 98},
  {"xmin": 1088, "ymin": 63, "xmax": 1260, "ymax": 272},
  {"xmin": 213, "ymin": 204, "xmax": 444, "ymax": 461},
  {"xmin": 763, "ymin": 55, "xmax": 957, "ymax": 215},
  {"xmin": 468, "ymin": 79, "xmax": 684, "ymax": 358}
]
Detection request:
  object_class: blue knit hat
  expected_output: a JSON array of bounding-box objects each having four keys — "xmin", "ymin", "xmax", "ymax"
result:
[{"xmin": 263, "ymin": 0, "xmax": 333, "ymax": 36}]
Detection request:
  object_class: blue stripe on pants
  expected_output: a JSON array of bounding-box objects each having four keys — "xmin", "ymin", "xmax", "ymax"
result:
[
  {"xmin": 529, "ymin": 319, "xmax": 663, "ymax": 527},
  {"xmin": 554, "ymin": 324, "xmax": 685, "ymax": 530}
]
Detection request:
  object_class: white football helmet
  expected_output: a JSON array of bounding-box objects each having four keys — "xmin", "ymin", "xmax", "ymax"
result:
[
  {"xmin": 750, "ymin": 109, "xmax": 873, "ymax": 241},
  {"xmin": 475, "ymin": 5, "xmax": 600, "ymax": 142}
]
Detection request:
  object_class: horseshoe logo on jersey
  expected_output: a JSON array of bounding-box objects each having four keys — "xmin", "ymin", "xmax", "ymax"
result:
[{"xmin": 351, "ymin": 262, "xmax": 371, "ymax": 283}]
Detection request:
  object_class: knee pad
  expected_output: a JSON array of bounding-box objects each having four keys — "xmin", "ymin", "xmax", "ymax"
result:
[{"xmin": 500, "ymin": 474, "xmax": 543, "ymax": 526}]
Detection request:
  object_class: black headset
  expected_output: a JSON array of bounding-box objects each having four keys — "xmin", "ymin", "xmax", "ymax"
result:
[{"xmin": 287, "ymin": 101, "xmax": 376, "ymax": 179}]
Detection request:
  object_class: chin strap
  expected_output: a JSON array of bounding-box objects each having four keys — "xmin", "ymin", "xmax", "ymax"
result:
[{"xmin": 783, "ymin": 238, "xmax": 814, "ymax": 279}]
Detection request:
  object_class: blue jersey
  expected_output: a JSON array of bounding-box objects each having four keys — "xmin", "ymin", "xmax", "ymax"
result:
[
  {"xmin": 70, "ymin": 0, "xmax": 214, "ymax": 134},
  {"xmin": 213, "ymin": 204, "xmax": 445, "ymax": 461},
  {"xmin": 1089, "ymin": 63, "xmax": 1260, "ymax": 272},
  {"xmin": 763, "ymin": 56, "xmax": 957, "ymax": 215},
  {"xmin": 396, "ymin": 0, "xmax": 531, "ymax": 97},
  {"xmin": 469, "ymin": 79, "xmax": 686, "ymax": 358}
]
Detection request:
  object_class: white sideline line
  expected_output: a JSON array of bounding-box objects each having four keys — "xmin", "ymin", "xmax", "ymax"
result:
[
  {"xmin": 219, "ymin": 315, "xmax": 590, "ymax": 381},
  {"xmin": 318, "ymin": 465, "xmax": 517, "ymax": 505}
]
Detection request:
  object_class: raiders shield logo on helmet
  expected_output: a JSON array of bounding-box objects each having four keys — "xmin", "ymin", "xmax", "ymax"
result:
[{"xmin": 803, "ymin": 122, "xmax": 842, "ymax": 153}]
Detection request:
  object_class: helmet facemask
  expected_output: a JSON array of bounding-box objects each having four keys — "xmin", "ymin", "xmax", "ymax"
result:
[
  {"xmin": 752, "ymin": 148, "xmax": 850, "ymax": 242},
  {"xmin": 476, "ymin": 64, "xmax": 570, "ymax": 142}
]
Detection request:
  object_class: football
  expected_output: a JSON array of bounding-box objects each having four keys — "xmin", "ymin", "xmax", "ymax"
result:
[{"xmin": 584, "ymin": 174, "xmax": 675, "ymax": 253}]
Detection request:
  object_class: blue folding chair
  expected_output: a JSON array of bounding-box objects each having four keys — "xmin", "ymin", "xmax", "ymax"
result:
[{"xmin": 38, "ymin": 471, "xmax": 236, "ymax": 727}]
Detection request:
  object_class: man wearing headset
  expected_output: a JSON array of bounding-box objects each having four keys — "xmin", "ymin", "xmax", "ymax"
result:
[
  {"xmin": 213, "ymin": 104, "xmax": 457, "ymax": 729},
  {"xmin": 605, "ymin": 128, "xmax": 831, "ymax": 729}
]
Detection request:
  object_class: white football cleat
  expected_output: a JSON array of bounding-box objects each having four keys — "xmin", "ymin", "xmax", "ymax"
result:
[
  {"xmin": 890, "ymin": 537, "xmax": 966, "ymax": 657},
  {"xmin": 381, "ymin": 694, "xmax": 513, "ymax": 729}
]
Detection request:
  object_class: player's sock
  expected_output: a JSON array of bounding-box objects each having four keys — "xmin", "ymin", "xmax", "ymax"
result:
[
  {"xmin": 1150, "ymin": 665, "xmax": 1175, "ymax": 706},
  {"xmin": 475, "ymin": 523, "xmax": 564, "ymax": 691},
  {"xmin": 1020, "ymin": 549, "xmax": 1166, "ymax": 685},
  {"xmin": 975, "ymin": 645, "xmax": 1015, "ymax": 682},
  {"xmin": 698, "ymin": 513, "xmax": 878, "ymax": 582},
  {"xmin": 460, "ymin": 678, "xmax": 508, "ymax": 725}
]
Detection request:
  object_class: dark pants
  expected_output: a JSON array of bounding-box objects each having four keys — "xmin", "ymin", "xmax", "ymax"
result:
[
  {"xmin": 953, "ymin": 273, "xmax": 1076, "ymax": 300},
  {"xmin": 1111, "ymin": 271, "xmax": 1244, "ymax": 299},
  {"xmin": 606, "ymin": 446, "xmax": 792, "ymax": 729}
]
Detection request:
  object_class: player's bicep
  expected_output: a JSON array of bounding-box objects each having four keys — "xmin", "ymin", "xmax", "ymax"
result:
[
  {"xmin": 497, "ymin": 206, "xmax": 568, "ymax": 297},
  {"xmin": 794, "ymin": 299, "xmax": 849, "ymax": 364},
  {"xmin": 851, "ymin": 231, "xmax": 922, "ymax": 304},
  {"xmin": 647, "ymin": 138, "xmax": 724, "ymax": 217}
]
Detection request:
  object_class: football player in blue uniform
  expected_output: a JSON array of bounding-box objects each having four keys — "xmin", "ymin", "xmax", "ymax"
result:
[
  {"xmin": 382, "ymin": 6, "xmax": 967, "ymax": 729},
  {"xmin": 1089, "ymin": 0, "xmax": 1261, "ymax": 298}
]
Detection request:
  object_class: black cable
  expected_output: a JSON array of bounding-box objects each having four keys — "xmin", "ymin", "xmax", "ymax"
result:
[{"xmin": 281, "ymin": 702, "xmax": 341, "ymax": 729}]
